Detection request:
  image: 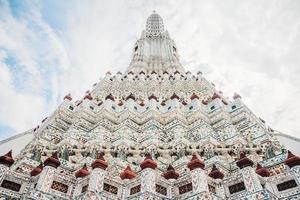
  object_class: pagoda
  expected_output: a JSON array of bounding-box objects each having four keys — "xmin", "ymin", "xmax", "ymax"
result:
[{"xmin": 0, "ymin": 11, "xmax": 299, "ymax": 200}]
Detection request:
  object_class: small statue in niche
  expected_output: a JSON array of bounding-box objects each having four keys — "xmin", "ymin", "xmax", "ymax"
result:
[
  {"xmin": 117, "ymin": 145, "xmax": 128, "ymax": 161},
  {"xmin": 175, "ymin": 143, "xmax": 186, "ymax": 158},
  {"xmin": 126, "ymin": 149, "xmax": 142, "ymax": 165},
  {"xmin": 202, "ymin": 144, "xmax": 215, "ymax": 159},
  {"xmin": 104, "ymin": 150, "xmax": 113, "ymax": 161},
  {"xmin": 89, "ymin": 148, "xmax": 98, "ymax": 159},
  {"xmin": 264, "ymin": 140, "xmax": 283, "ymax": 159},
  {"xmin": 266, "ymin": 146, "xmax": 276, "ymax": 159},
  {"xmin": 205, "ymin": 149, "xmax": 214, "ymax": 159},
  {"xmin": 31, "ymin": 149, "xmax": 41, "ymax": 161},
  {"xmin": 145, "ymin": 145, "xmax": 157, "ymax": 158},
  {"xmin": 68, "ymin": 148, "xmax": 83, "ymax": 164},
  {"xmin": 224, "ymin": 152, "xmax": 235, "ymax": 162},
  {"xmin": 157, "ymin": 147, "xmax": 172, "ymax": 164},
  {"xmin": 62, "ymin": 147, "xmax": 69, "ymax": 161}
]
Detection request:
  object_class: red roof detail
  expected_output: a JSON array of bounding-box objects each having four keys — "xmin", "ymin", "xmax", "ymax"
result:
[
  {"xmin": 140, "ymin": 101, "xmax": 145, "ymax": 107},
  {"xmin": 148, "ymin": 94, "xmax": 158, "ymax": 101},
  {"xmin": 236, "ymin": 152, "xmax": 254, "ymax": 169},
  {"xmin": 30, "ymin": 163, "xmax": 43, "ymax": 176},
  {"xmin": 118, "ymin": 101, "xmax": 124, "ymax": 106},
  {"xmin": 202, "ymin": 99, "xmax": 208, "ymax": 105},
  {"xmin": 208, "ymin": 164, "xmax": 224, "ymax": 179},
  {"xmin": 84, "ymin": 93, "xmax": 93, "ymax": 100},
  {"xmin": 233, "ymin": 93, "xmax": 242, "ymax": 100},
  {"xmin": 170, "ymin": 93, "xmax": 180, "ymax": 100},
  {"xmin": 187, "ymin": 153, "xmax": 205, "ymax": 170},
  {"xmin": 140, "ymin": 153, "xmax": 157, "ymax": 170},
  {"xmin": 105, "ymin": 94, "xmax": 115, "ymax": 101},
  {"xmin": 64, "ymin": 94, "xmax": 72, "ymax": 101},
  {"xmin": 43, "ymin": 152, "xmax": 60, "ymax": 168},
  {"xmin": 161, "ymin": 101, "xmax": 166, "ymax": 106},
  {"xmin": 91, "ymin": 153, "xmax": 108, "ymax": 170},
  {"xmin": 75, "ymin": 164, "xmax": 90, "ymax": 178},
  {"xmin": 182, "ymin": 101, "xmax": 187, "ymax": 106},
  {"xmin": 287, "ymin": 151, "xmax": 295, "ymax": 159},
  {"xmin": 255, "ymin": 163, "xmax": 270, "ymax": 177},
  {"xmin": 191, "ymin": 93, "xmax": 199, "ymax": 100},
  {"xmin": 212, "ymin": 93, "xmax": 221, "ymax": 100},
  {"xmin": 284, "ymin": 151, "xmax": 300, "ymax": 168},
  {"xmin": 120, "ymin": 165, "xmax": 136, "ymax": 180},
  {"xmin": 163, "ymin": 165, "xmax": 179, "ymax": 180},
  {"xmin": 126, "ymin": 94, "xmax": 135, "ymax": 101},
  {"xmin": 0, "ymin": 150, "xmax": 14, "ymax": 167}
]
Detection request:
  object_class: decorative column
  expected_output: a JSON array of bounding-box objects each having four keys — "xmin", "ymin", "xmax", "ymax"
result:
[
  {"xmin": 163, "ymin": 165, "xmax": 179, "ymax": 180},
  {"xmin": 236, "ymin": 152, "xmax": 262, "ymax": 193},
  {"xmin": 284, "ymin": 151, "xmax": 300, "ymax": 181},
  {"xmin": 88, "ymin": 153, "xmax": 108, "ymax": 193},
  {"xmin": 35, "ymin": 152, "xmax": 60, "ymax": 193},
  {"xmin": 140, "ymin": 153, "xmax": 157, "ymax": 194},
  {"xmin": 72, "ymin": 164, "xmax": 90, "ymax": 197},
  {"xmin": 187, "ymin": 153, "xmax": 208, "ymax": 194},
  {"xmin": 120, "ymin": 165, "xmax": 136, "ymax": 199},
  {"xmin": 208, "ymin": 164, "xmax": 225, "ymax": 197},
  {"xmin": 0, "ymin": 150, "xmax": 14, "ymax": 182}
]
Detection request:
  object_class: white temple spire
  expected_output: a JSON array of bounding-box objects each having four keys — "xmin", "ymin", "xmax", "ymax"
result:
[
  {"xmin": 145, "ymin": 10, "xmax": 165, "ymax": 37},
  {"xmin": 127, "ymin": 12, "xmax": 184, "ymax": 73}
]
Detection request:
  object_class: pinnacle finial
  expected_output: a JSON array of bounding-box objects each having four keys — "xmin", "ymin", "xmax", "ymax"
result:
[
  {"xmin": 146, "ymin": 11, "xmax": 164, "ymax": 37},
  {"xmin": 127, "ymin": 9, "xmax": 184, "ymax": 73}
]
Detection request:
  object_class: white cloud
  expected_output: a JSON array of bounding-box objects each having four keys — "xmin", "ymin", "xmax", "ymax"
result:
[
  {"xmin": 0, "ymin": 1, "xmax": 69, "ymax": 137},
  {"xmin": 0, "ymin": 50, "xmax": 45, "ymax": 137}
]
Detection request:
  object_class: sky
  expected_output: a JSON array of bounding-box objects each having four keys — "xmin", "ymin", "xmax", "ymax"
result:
[{"xmin": 0, "ymin": 0, "xmax": 300, "ymax": 140}]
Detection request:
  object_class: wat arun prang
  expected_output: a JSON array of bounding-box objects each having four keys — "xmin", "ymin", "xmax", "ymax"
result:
[{"xmin": 0, "ymin": 11, "xmax": 300, "ymax": 200}]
